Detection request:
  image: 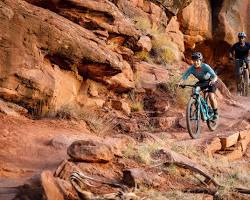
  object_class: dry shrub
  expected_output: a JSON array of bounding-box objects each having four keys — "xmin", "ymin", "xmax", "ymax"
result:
[
  {"xmin": 123, "ymin": 142, "xmax": 163, "ymax": 165},
  {"xmin": 134, "ymin": 17, "xmax": 151, "ymax": 33},
  {"xmin": 55, "ymin": 103, "xmax": 116, "ymax": 135},
  {"xmin": 134, "ymin": 50, "xmax": 151, "ymax": 62},
  {"xmin": 158, "ymin": 72, "xmax": 191, "ymax": 108},
  {"xmin": 134, "ymin": 17, "xmax": 179, "ymax": 65},
  {"xmin": 130, "ymin": 101, "xmax": 144, "ymax": 112},
  {"xmin": 31, "ymin": 98, "xmax": 53, "ymax": 118}
]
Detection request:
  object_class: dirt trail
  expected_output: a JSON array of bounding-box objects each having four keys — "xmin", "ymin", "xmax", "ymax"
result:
[
  {"xmin": 0, "ymin": 117, "xmax": 98, "ymax": 190},
  {"xmin": 0, "ymin": 95, "xmax": 249, "ymax": 199}
]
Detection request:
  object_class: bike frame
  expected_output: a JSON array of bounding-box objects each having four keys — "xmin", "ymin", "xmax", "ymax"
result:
[
  {"xmin": 192, "ymin": 86, "xmax": 213, "ymax": 121},
  {"xmin": 235, "ymin": 58, "xmax": 249, "ymax": 96}
]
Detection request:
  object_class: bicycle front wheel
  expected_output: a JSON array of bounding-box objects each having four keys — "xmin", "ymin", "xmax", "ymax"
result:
[
  {"xmin": 243, "ymin": 69, "xmax": 249, "ymax": 96},
  {"xmin": 186, "ymin": 97, "xmax": 201, "ymax": 139}
]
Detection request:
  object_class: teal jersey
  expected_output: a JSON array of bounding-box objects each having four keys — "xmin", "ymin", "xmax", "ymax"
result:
[{"xmin": 182, "ymin": 63, "xmax": 217, "ymax": 81}]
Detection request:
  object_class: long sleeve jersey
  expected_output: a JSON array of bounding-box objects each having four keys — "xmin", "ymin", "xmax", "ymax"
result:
[{"xmin": 182, "ymin": 63, "xmax": 217, "ymax": 81}]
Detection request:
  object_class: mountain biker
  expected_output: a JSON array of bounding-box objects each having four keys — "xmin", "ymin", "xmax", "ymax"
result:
[
  {"xmin": 179, "ymin": 52, "xmax": 218, "ymax": 120},
  {"xmin": 229, "ymin": 32, "xmax": 250, "ymax": 83}
]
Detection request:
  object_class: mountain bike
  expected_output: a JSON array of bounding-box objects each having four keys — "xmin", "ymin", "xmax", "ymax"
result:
[
  {"xmin": 180, "ymin": 84, "xmax": 219, "ymax": 139},
  {"xmin": 236, "ymin": 59, "xmax": 249, "ymax": 96}
]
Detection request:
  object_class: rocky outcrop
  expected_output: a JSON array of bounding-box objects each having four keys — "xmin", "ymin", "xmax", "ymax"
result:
[
  {"xmin": 67, "ymin": 140, "xmax": 114, "ymax": 162},
  {"xmin": 134, "ymin": 61, "xmax": 169, "ymax": 90},
  {"xmin": 214, "ymin": 0, "xmax": 250, "ymax": 44},
  {"xmin": 0, "ymin": 0, "xmax": 248, "ymax": 117},
  {"xmin": 0, "ymin": 0, "xmax": 140, "ymax": 112},
  {"xmin": 178, "ymin": 0, "xmax": 212, "ymax": 49}
]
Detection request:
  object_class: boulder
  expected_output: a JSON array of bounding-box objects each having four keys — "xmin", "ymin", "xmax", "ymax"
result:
[
  {"xmin": 134, "ymin": 62, "xmax": 169, "ymax": 90},
  {"xmin": 137, "ymin": 36, "xmax": 152, "ymax": 52},
  {"xmin": 0, "ymin": 99, "xmax": 27, "ymax": 117},
  {"xmin": 111, "ymin": 100, "xmax": 131, "ymax": 115},
  {"xmin": 105, "ymin": 61, "xmax": 135, "ymax": 92},
  {"xmin": 204, "ymin": 137, "xmax": 222, "ymax": 158},
  {"xmin": 223, "ymin": 145, "xmax": 243, "ymax": 161},
  {"xmin": 67, "ymin": 140, "xmax": 114, "ymax": 163},
  {"xmin": 220, "ymin": 132, "xmax": 240, "ymax": 150}
]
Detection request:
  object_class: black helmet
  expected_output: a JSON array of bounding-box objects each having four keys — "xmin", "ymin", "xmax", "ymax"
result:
[
  {"xmin": 191, "ymin": 52, "xmax": 203, "ymax": 60},
  {"xmin": 238, "ymin": 32, "xmax": 246, "ymax": 38}
]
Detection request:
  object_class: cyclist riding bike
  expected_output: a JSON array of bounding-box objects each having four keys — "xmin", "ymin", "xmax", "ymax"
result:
[
  {"xmin": 179, "ymin": 52, "xmax": 218, "ymax": 120},
  {"xmin": 229, "ymin": 32, "xmax": 250, "ymax": 86}
]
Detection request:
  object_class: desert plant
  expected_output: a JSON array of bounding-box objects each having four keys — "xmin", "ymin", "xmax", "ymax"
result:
[
  {"xmin": 55, "ymin": 103, "xmax": 116, "ymax": 135},
  {"xmin": 123, "ymin": 141, "xmax": 164, "ymax": 165},
  {"xmin": 134, "ymin": 50, "xmax": 151, "ymax": 62},
  {"xmin": 134, "ymin": 17, "xmax": 179, "ymax": 65},
  {"xmin": 130, "ymin": 101, "xmax": 144, "ymax": 112}
]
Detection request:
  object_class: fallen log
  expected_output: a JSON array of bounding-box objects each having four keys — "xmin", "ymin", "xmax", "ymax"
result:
[
  {"xmin": 155, "ymin": 148, "xmax": 250, "ymax": 196},
  {"xmin": 156, "ymin": 148, "xmax": 220, "ymax": 187},
  {"xmin": 183, "ymin": 187, "xmax": 250, "ymax": 196}
]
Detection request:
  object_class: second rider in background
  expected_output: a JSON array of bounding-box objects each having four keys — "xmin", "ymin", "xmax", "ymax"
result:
[{"xmin": 229, "ymin": 32, "xmax": 250, "ymax": 89}]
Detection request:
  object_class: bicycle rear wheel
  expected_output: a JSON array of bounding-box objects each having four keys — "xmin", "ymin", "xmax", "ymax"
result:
[
  {"xmin": 207, "ymin": 118, "xmax": 218, "ymax": 131},
  {"xmin": 243, "ymin": 69, "xmax": 249, "ymax": 96},
  {"xmin": 186, "ymin": 97, "xmax": 201, "ymax": 139}
]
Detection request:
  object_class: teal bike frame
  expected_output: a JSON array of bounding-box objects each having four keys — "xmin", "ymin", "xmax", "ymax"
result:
[
  {"xmin": 192, "ymin": 86, "xmax": 214, "ymax": 121},
  {"xmin": 181, "ymin": 84, "xmax": 218, "ymax": 139}
]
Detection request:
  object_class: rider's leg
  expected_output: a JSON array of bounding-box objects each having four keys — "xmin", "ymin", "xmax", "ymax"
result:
[
  {"xmin": 235, "ymin": 59, "xmax": 242, "ymax": 92},
  {"xmin": 208, "ymin": 93, "xmax": 218, "ymax": 110},
  {"xmin": 208, "ymin": 84, "xmax": 218, "ymax": 119},
  {"xmin": 244, "ymin": 57, "xmax": 250, "ymax": 78}
]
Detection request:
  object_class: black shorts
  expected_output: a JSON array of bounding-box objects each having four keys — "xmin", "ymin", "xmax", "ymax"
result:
[{"xmin": 196, "ymin": 80, "xmax": 217, "ymax": 93}]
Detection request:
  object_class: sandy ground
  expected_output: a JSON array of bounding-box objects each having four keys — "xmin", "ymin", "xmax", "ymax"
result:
[{"xmin": 0, "ymin": 95, "xmax": 249, "ymax": 199}]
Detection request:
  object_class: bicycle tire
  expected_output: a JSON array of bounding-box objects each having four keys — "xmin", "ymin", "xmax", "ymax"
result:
[
  {"xmin": 186, "ymin": 97, "xmax": 201, "ymax": 139},
  {"xmin": 207, "ymin": 119, "xmax": 218, "ymax": 131},
  {"xmin": 238, "ymin": 75, "xmax": 244, "ymax": 96},
  {"xmin": 243, "ymin": 69, "xmax": 249, "ymax": 96}
]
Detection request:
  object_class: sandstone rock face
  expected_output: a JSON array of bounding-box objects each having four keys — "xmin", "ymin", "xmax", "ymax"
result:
[
  {"xmin": 178, "ymin": 0, "xmax": 212, "ymax": 49},
  {"xmin": 67, "ymin": 140, "xmax": 114, "ymax": 163},
  {"xmin": 166, "ymin": 16, "xmax": 185, "ymax": 52},
  {"xmin": 135, "ymin": 62, "xmax": 169, "ymax": 90},
  {"xmin": 216, "ymin": 0, "xmax": 250, "ymax": 44},
  {"xmin": 0, "ymin": 0, "xmax": 248, "ymax": 118},
  {"xmin": 0, "ymin": 0, "xmax": 137, "ymax": 113},
  {"xmin": 150, "ymin": 0, "xmax": 193, "ymax": 16}
]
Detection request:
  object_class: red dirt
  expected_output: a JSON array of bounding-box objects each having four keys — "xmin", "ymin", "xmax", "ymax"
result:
[{"xmin": 0, "ymin": 95, "xmax": 250, "ymax": 199}]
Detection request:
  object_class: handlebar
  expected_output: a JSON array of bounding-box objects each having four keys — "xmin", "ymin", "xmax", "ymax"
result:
[{"xmin": 178, "ymin": 84, "xmax": 198, "ymax": 88}]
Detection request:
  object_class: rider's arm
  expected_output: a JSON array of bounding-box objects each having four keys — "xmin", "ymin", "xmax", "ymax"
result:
[
  {"xmin": 182, "ymin": 66, "xmax": 193, "ymax": 81},
  {"xmin": 229, "ymin": 44, "xmax": 236, "ymax": 58},
  {"xmin": 247, "ymin": 42, "xmax": 250, "ymax": 56},
  {"xmin": 205, "ymin": 64, "xmax": 217, "ymax": 82}
]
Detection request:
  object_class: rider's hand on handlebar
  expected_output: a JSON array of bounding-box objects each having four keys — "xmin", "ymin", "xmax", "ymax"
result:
[
  {"xmin": 177, "ymin": 80, "xmax": 184, "ymax": 88},
  {"xmin": 209, "ymin": 80, "xmax": 216, "ymax": 86}
]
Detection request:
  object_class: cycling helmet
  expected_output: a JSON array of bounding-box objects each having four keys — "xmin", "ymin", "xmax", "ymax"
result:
[
  {"xmin": 238, "ymin": 32, "xmax": 246, "ymax": 38},
  {"xmin": 191, "ymin": 52, "xmax": 203, "ymax": 60}
]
